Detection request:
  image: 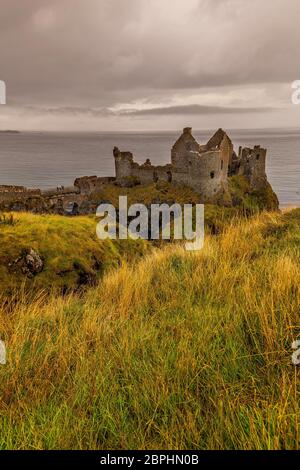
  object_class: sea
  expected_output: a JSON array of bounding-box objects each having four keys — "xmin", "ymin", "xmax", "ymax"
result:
[{"xmin": 0, "ymin": 128, "xmax": 299, "ymax": 208}]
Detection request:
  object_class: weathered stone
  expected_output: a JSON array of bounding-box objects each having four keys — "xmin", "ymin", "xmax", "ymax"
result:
[
  {"xmin": 113, "ymin": 127, "xmax": 270, "ymax": 204},
  {"xmin": 11, "ymin": 249, "xmax": 44, "ymax": 277},
  {"xmin": 25, "ymin": 249, "xmax": 44, "ymax": 275}
]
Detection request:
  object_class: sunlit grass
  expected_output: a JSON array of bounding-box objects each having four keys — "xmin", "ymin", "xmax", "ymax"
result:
[
  {"xmin": 0, "ymin": 212, "xmax": 150, "ymax": 295},
  {"xmin": 0, "ymin": 209, "xmax": 299, "ymax": 449}
]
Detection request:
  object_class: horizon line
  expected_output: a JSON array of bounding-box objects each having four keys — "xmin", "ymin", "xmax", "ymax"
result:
[{"xmin": 1, "ymin": 126, "xmax": 300, "ymax": 133}]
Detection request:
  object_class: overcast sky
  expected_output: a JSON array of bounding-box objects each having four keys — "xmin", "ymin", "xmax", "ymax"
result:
[{"xmin": 0, "ymin": 0, "xmax": 300, "ymax": 131}]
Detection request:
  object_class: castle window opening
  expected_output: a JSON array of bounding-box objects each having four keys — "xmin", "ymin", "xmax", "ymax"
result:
[
  {"xmin": 167, "ymin": 171, "xmax": 172, "ymax": 183},
  {"xmin": 153, "ymin": 171, "xmax": 158, "ymax": 183},
  {"xmin": 221, "ymin": 160, "xmax": 224, "ymax": 170},
  {"xmin": 210, "ymin": 171, "xmax": 215, "ymax": 179},
  {"xmin": 256, "ymin": 154, "xmax": 260, "ymax": 160}
]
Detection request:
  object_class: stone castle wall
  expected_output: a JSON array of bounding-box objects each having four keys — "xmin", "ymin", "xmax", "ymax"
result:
[
  {"xmin": 238, "ymin": 145, "xmax": 267, "ymax": 190},
  {"xmin": 113, "ymin": 127, "xmax": 261, "ymax": 202}
]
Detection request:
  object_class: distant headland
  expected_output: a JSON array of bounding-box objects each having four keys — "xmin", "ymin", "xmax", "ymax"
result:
[{"xmin": 0, "ymin": 130, "xmax": 20, "ymax": 134}]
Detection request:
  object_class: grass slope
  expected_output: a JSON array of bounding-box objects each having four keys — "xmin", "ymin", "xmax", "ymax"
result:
[
  {"xmin": 0, "ymin": 209, "xmax": 299, "ymax": 449},
  {"xmin": 0, "ymin": 213, "xmax": 149, "ymax": 295},
  {"xmin": 0, "ymin": 176, "xmax": 278, "ymax": 296}
]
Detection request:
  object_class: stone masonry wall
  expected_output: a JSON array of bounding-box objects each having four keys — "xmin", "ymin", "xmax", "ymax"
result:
[
  {"xmin": 114, "ymin": 128, "xmax": 235, "ymax": 201},
  {"xmin": 239, "ymin": 146, "xmax": 267, "ymax": 190}
]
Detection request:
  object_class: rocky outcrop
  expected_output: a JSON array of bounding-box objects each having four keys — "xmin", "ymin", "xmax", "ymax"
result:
[{"xmin": 9, "ymin": 249, "xmax": 44, "ymax": 277}]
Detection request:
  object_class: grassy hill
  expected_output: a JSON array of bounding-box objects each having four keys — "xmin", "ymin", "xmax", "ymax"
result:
[
  {"xmin": 0, "ymin": 212, "xmax": 150, "ymax": 296},
  {"xmin": 0, "ymin": 209, "xmax": 299, "ymax": 449}
]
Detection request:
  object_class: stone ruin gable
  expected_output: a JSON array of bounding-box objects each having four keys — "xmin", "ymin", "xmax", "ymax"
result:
[
  {"xmin": 206, "ymin": 128, "xmax": 233, "ymax": 180},
  {"xmin": 169, "ymin": 127, "xmax": 232, "ymax": 200},
  {"xmin": 170, "ymin": 127, "xmax": 232, "ymax": 181},
  {"xmin": 238, "ymin": 145, "xmax": 267, "ymax": 190},
  {"xmin": 171, "ymin": 127, "xmax": 200, "ymax": 171}
]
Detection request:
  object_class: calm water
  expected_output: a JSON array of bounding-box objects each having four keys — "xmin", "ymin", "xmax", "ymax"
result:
[{"xmin": 0, "ymin": 129, "xmax": 299, "ymax": 208}]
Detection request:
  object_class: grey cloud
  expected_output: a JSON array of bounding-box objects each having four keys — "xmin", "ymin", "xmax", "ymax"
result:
[
  {"xmin": 3, "ymin": 103, "xmax": 276, "ymax": 118},
  {"xmin": 122, "ymin": 104, "xmax": 276, "ymax": 116},
  {"xmin": 23, "ymin": 106, "xmax": 113, "ymax": 117},
  {"xmin": 1, "ymin": 1, "xmax": 300, "ymax": 101},
  {"xmin": 0, "ymin": 0, "xmax": 299, "ymax": 129}
]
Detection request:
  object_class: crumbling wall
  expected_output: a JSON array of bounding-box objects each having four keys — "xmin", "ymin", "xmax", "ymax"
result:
[
  {"xmin": 218, "ymin": 134, "xmax": 233, "ymax": 180},
  {"xmin": 113, "ymin": 147, "xmax": 134, "ymax": 180},
  {"xmin": 171, "ymin": 127, "xmax": 200, "ymax": 170},
  {"xmin": 113, "ymin": 147, "xmax": 173, "ymax": 185},
  {"xmin": 131, "ymin": 163, "xmax": 173, "ymax": 184},
  {"xmin": 74, "ymin": 176, "xmax": 115, "ymax": 195}
]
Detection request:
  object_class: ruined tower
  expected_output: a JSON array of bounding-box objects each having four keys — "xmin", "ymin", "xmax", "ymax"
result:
[{"xmin": 113, "ymin": 127, "xmax": 267, "ymax": 202}]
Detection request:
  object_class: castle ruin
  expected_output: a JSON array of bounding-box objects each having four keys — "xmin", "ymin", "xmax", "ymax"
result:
[
  {"xmin": 0, "ymin": 127, "xmax": 270, "ymax": 214},
  {"xmin": 113, "ymin": 127, "xmax": 268, "ymax": 202}
]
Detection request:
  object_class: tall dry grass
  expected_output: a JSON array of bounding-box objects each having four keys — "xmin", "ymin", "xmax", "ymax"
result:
[{"xmin": 0, "ymin": 209, "xmax": 299, "ymax": 449}]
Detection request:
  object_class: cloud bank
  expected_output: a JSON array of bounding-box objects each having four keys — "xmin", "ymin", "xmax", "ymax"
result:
[{"xmin": 0, "ymin": 0, "xmax": 299, "ymax": 129}]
